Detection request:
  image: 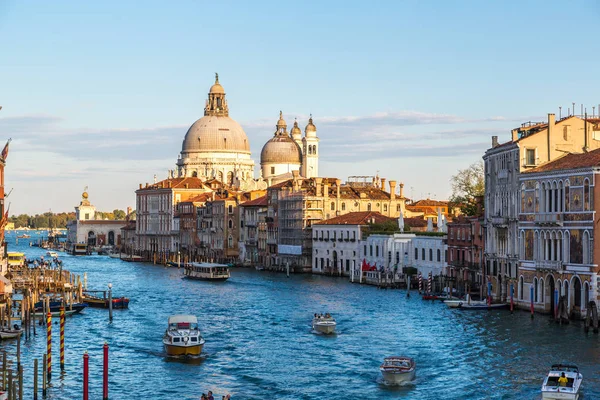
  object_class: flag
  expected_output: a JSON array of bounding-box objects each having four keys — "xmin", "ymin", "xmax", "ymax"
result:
[{"xmin": 1, "ymin": 139, "xmax": 11, "ymax": 160}]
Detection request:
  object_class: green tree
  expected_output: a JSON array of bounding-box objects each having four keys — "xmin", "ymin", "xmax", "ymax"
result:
[
  {"xmin": 113, "ymin": 209, "xmax": 126, "ymax": 220},
  {"xmin": 449, "ymin": 161, "xmax": 484, "ymax": 216}
]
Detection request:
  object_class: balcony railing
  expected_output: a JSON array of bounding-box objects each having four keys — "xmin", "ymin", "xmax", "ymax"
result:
[
  {"xmin": 534, "ymin": 213, "xmax": 563, "ymax": 226},
  {"xmin": 491, "ymin": 216, "xmax": 508, "ymax": 226},
  {"xmin": 535, "ymin": 260, "xmax": 564, "ymax": 271},
  {"xmin": 449, "ymin": 261, "xmax": 480, "ymax": 270}
]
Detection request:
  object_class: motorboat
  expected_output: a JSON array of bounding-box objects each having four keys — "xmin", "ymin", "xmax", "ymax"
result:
[
  {"xmin": 255, "ymin": 265, "xmax": 265, "ymax": 271},
  {"xmin": 163, "ymin": 315, "xmax": 205, "ymax": 356},
  {"xmin": 422, "ymin": 293, "xmax": 458, "ymax": 301},
  {"xmin": 46, "ymin": 251, "xmax": 59, "ymax": 258},
  {"xmin": 34, "ymin": 300, "xmax": 88, "ymax": 317},
  {"xmin": 183, "ymin": 262, "xmax": 230, "ymax": 281},
  {"xmin": 444, "ymin": 294, "xmax": 509, "ymax": 310},
  {"xmin": 380, "ymin": 356, "xmax": 416, "ymax": 384},
  {"xmin": 0, "ymin": 329, "xmax": 23, "ymax": 340},
  {"xmin": 541, "ymin": 364, "xmax": 582, "ymax": 399},
  {"xmin": 312, "ymin": 314, "xmax": 336, "ymax": 334},
  {"xmin": 83, "ymin": 291, "xmax": 129, "ymax": 309}
]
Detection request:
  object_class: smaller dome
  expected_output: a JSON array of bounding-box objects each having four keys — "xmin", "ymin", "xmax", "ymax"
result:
[
  {"xmin": 261, "ymin": 136, "xmax": 302, "ymax": 164},
  {"xmin": 305, "ymin": 114, "xmax": 317, "ymax": 137},
  {"xmin": 209, "ymin": 73, "xmax": 225, "ymax": 94},
  {"xmin": 291, "ymin": 119, "xmax": 302, "ymax": 140}
]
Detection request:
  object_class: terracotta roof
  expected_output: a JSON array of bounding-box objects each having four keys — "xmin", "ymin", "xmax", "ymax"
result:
[
  {"xmin": 404, "ymin": 217, "xmax": 428, "ymax": 227},
  {"xmin": 315, "ymin": 211, "xmax": 395, "ymax": 226},
  {"xmin": 409, "ymin": 199, "xmax": 448, "ymax": 207},
  {"xmin": 185, "ymin": 193, "xmax": 214, "ymax": 203},
  {"xmin": 269, "ymin": 178, "xmax": 396, "ymax": 200},
  {"xmin": 240, "ymin": 195, "xmax": 267, "ymax": 207},
  {"xmin": 524, "ymin": 148, "xmax": 600, "ymax": 174},
  {"xmin": 79, "ymin": 220, "xmax": 128, "ymax": 225},
  {"xmin": 121, "ymin": 220, "xmax": 136, "ymax": 230},
  {"xmin": 137, "ymin": 177, "xmax": 206, "ymax": 191}
]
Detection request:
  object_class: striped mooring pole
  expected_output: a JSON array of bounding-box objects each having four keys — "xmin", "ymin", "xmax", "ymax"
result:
[
  {"xmin": 418, "ymin": 273, "xmax": 422, "ymax": 293},
  {"xmin": 46, "ymin": 312, "xmax": 52, "ymax": 382},
  {"xmin": 60, "ymin": 307, "xmax": 65, "ymax": 371},
  {"xmin": 427, "ymin": 272, "xmax": 432, "ymax": 293}
]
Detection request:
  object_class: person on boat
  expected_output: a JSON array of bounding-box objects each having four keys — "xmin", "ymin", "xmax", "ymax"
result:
[{"xmin": 558, "ymin": 372, "xmax": 568, "ymax": 387}]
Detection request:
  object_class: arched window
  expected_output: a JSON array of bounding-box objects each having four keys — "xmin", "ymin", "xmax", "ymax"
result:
[
  {"xmin": 534, "ymin": 278, "xmax": 538, "ymax": 303},
  {"xmin": 534, "ymin": 183, "xmax": 540, "ymax": 213},
  {"xmin": 367, "ymin": 203, "xmax": 372, "ymax": 211},
  {"xmin": 192, "ymin": 171, "xmax": 198, "ymax": 178},
  {"xmin": 521, "ymin": 184, "xmax": 525, "ymax": 212},
  {"xmin": 307, "ymin": 146, "xmax": 312, "ymax": 155},
  {"xmin": 383, "ymin": 204, "xmax": 388, "ymax": 212},
  {"xmin": 227, "ymin": 236, "xmax": 233, "ymax": 248},
  {"xmin": 422, "ymin": 248, "xmax": 425, "ymax": 260},
  {"xmin": 331, "ymin": 202, "xmax": 335, "ymax": 211},
  {"xmin": 313, "ymin": 146, "xmax": 317, "ymax": 155},
  {"xmin": 584, "ymin": 179, "xmax": 590, "ymax": 211},
  {"xmin": 397, "ymin": 204, "xmax": 401, "ymax": 212},
  {"xmin": 539, "ymin": 279, "xmax": 544, "ymax": 303},
  {"xmin": 415, "ymin": 248, "xmax": 418, "ymax": 260},
  {"xmin": 228, "ymin": 219, "xmax": 233, "ymax": 229},
  {"xmin": 437, "ymin": 249, "xmax": 441, "ymax": 262},
  {"xmin": 341, "ymin": 202, "xmax": 346, "ymax": 211},
  {"xmin": 519, "ymin": 276, "xmax": 524, "ymax": 300},
  {"xmin": 564, "ymin": 181, "xmax": 570, "ymax": 211},
  {"xmin": 429, "ymin": 249, "xmax": 433, "ymax": 261}
]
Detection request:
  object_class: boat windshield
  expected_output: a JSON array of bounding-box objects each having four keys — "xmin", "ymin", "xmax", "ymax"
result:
[
  {"xmin": 170, "ymin": 322, "xmax": 198, "ymax": 330},
  {"xmin": 551, "ymin": 364, "xmax": 579, "ymax": 373}
]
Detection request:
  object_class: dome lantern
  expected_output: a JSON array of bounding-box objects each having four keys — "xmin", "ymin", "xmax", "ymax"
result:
[{"xmin": 305, "ymin": 114, "xmax": 317, "ymax": 137}]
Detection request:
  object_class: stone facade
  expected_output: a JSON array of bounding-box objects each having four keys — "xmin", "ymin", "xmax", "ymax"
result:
[{"xmin": 446, "ymin": 216, "xmax": 485, "ymax": 291}]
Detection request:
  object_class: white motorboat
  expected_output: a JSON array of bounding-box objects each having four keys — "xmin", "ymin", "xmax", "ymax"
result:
[
  {"xmin": 163, "ymin": 315, "xmax": 205, "ymax": 356},
  {"xmin": 312, "ymin": 314, "xmax": 336, "ymax": 334},
  {"xmin": 46, "ymin": 251, "xmax": 58, "ymax": 258},
  {"xmin": 444, "ymin": 294, "xmax": 509, "ymax": 310},
  {"xmin": 541, "ymin": 364, "xmax": 582, "ymax": 400},
  {"xmin": 380, "ymin": 356, "xmax": 416, "ymax": 384},
  {"xmin": 0, "ymin": 329, "xmax": 23, "ymax": 340}
]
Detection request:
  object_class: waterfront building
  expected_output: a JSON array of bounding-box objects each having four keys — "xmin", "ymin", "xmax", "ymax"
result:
[
  {"xmin": 407, "ymin": 235, "xmax": 448, "ymax": 279},
  {"xmin": 176, "ymin": 193, "xmax": 213, "ymax": 263},
  {"xmin": 66, "ymin": 189, "xmax": 127, "ymax": 249},
  {"xmin": 311, "ymin": 211, "xmax": 394, "ymax": 276},
  {"xmin": 405, "ymin": 199, "xmax": 455, "ymax": 223},
  {"xmin": 484, "ymin": 113, "xmax": 600, "ymax": 301},
  {"xmin": 120, "ymin": 219, "xmax": 137, "ymax": 256},
  {"xmin": 518, "ymin": 148, "xmax": 600, "ymax": 318},
  {"xmin": 239, "ymin": 195, "xmax": 268, "ymax": 265},
  {"xmin": 260, "ymin": 112, "xmax": 319, "ymax": 184},
  {"xmin": 0, "ymin": 143, "xmax": 8, "ymax": 275},
  {"xmin": 267, "ymin": 173, "xmax": 407, "ymax": 272},
  {"xmin": 135, "ymin": 177, "xmax": 211, "ymax": 261},
  {"xmin": 176, "ymin": 74, "xmax": 256, "ymax": 187},
  {"xmin": 446, "ymin": 215, "xmax": 485, "ymax": 292},
  {"xmin": 361, "ymin": 233, "xmax": 416, "ymax": 273}
]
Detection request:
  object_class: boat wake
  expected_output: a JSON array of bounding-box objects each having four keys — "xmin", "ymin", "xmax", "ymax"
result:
[{"xmin": 376, "ymin": 375, "xmax": 418, "ymax": 388}]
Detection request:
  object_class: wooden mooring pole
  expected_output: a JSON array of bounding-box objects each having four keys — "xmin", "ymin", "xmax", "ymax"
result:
[{"xmin": 34, "ymin": 358, "xmax": 39, "ymax": 400}]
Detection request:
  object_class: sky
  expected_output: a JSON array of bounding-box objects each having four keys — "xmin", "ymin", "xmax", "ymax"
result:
[{"xmin": 1, "ymin": 0, "xmax": 599, "ymax": 215}]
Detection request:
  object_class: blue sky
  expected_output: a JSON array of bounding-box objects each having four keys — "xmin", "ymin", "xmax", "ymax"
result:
[{"xmin": 1, "ymin": 0, "xmax": 599, "ymax": 214}]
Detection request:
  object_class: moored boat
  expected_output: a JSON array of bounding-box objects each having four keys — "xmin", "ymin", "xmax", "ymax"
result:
[
  {"xmin": 380, "ymin": 356, "xmax": 416, "ymax": 384},
  {"xmin": 163, "ymin": 315, "xmax": 205, "ymax": 356},
  {"xmin": 34, "ymin": 300, "xmax": 87, "ymax": 317},
  {"xmin": 183, "ymin": 262, "xmax": 230, "ymax": 281},
  {"xmin": 312, "ymin": 313, "xmax": 336, "ymax": 334},
  {"xmin": 444, "ymin": 294, "xmax": 509, "ymax": 310},
  {"xmin": 46, "ymin": 251, "xmax": 58, "ymax": 258},
  {"xmin": 0, "ymin": 329, "xmax": 23, "ymax": 340},
  {"xmin": 541, "ymin": 364, "xmax": 582, "ymax": 400},
  {"xmin": 83, "ymin": 291, "xmax": 129, "ymax": 309}
]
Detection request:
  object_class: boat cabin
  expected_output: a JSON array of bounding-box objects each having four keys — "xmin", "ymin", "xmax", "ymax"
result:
[
  {"xmin": 7, "ymin": 253, "xmax": 25, "ymax": 268},
  {"xmin": 167, "ymin": 315, "xmax": 199, "ymax": 331},
  {"xmin": 183, "ymin": 262, "xmax": 230, "ymax": 281}
]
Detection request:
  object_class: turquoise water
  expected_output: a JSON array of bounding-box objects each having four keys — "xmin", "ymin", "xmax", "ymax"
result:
[{"xmin": 3, "ymin": 233, "xmax": 599, "ymax": 399}]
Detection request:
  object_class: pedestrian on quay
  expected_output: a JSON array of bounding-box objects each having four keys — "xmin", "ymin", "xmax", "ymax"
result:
[{"xmin": 207, "ymin": 391, "xmax": 215, "ymax": 400}]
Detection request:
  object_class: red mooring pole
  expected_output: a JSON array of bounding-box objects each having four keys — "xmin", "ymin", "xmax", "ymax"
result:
[
  {"xmin": 46, "ymin": 312, "xmax": 52, "ymax": 382},
  {"xmin": 103, "ymin": 342, "xmax": 109, "ymax": 400},
  {"xmin": 83, "ymin": 352, "xmax": 89, "ymax": 400},
  {"xmin": 60, "ymin": 307, "xmax": 65, "ymax": 371}
]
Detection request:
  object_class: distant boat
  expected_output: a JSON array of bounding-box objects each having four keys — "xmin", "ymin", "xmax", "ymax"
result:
[
  {"xmin": 312, "ymin": 314, "xmax": 336, "ymax": 334},
  {"xmin": 83, "ymin": 291, "xmax": 129, "ymax": 309},
  {"xmin": 0, "ymin": 329, "xmax": 23, "ymax": 340},
  {"xmin": 183, "ymin": 262, "xmax": 230, "ymax": 281},
  {"xmin": 16, "ymin": 234, "xmax": 30, "ymax": 239}
]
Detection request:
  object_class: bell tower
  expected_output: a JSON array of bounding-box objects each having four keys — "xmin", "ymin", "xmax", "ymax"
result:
[{"xmin": 301, "ymin": 115, "xmax": 319, "ymax": 178}]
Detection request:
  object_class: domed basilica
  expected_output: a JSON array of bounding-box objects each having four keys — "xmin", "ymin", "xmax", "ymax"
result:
[{"xmin": 176, "ymin": 75, "xmax": 319, "ymax": 189}]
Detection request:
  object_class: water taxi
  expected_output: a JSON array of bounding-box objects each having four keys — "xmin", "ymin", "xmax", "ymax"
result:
[
  {"xmin": 183, "ymin": 262, "xmax": 230, "ymax": 281},
  {"xmin": 541, "ymin": 364, "xmax": 582, "ymax": 399},
  {"xmin": 163, "ymin": 315, "xmax": 205, "ymax": 356},
  {"xmin": 7, "ymin": 252, "xmax": 25, "ymax": 269},
  {"xmin": 312, "ymin": 313, "xmax": 336, "ymax": 334},
  {"xmin": 380, "ymin": 356, "xmax": 416, "ymax": 385}
]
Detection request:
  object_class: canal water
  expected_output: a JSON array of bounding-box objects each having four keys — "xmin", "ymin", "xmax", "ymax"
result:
[{"xmin": 3, "ymin": 233, "xmax": 600, "ymax": 399}]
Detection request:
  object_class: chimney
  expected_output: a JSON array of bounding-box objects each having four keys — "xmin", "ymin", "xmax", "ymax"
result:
[
  {"xmin": 139, "ymin": 183, "xmax": 142, "ymax": 189},
  {"xmin": 548, "ymin": 113, "xmax": 555, "ymax": 160},
  {"xmin": 127, "ymin": 206, "xmax": 132, "ymax": 216},
  {"xmin": 492, "ymin": 136, "xmax": 498, "ymax": 147},
  {"xmin": 184, "ymin": 183, "xmax": 189, "ymax": 189},
  {"xmin": 323, "ymin": 182, "xmax": 329, "ymax": 199},
  {"xmin": 399, "ymin": 182, "xmax": 404, "ymax": 198},
  {"xmin": 335, "ymin": 179, "xmax": 341, "ymax": 198},
  {"xmin": 380, "ymin": 178, "xmax": 386, "ymax": 191},
  {"xmin": 145, "ymin": 183, "xmax": 149, "ymax": 188},
  {"xmin": 389, "ymin": 180, "xmax": 397, "ymax": 200},
  {"xmin": 168, "ymin": 181, "xmax": 172, "ymax": 188},
  {"xmin": 511, "ymin": 129, "xmax": 518, "ymax": 142},
  {"xmin": 212, "ymin": 191, "xmax": 215, "ymax": 201},
  {"xmin": 315, "ymin": 178, "xmax": 323, "ymax": 197}
]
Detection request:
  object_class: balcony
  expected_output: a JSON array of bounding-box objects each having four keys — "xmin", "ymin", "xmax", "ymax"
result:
[
  {"xmin": 534, "ymin": 213, "xmax": 563, "ymax": 226},
  {"xmin": 449, "ymin": 261, "xmax": 480, "ymax": 271},
  {"xmin": 491, "ymin": 216, "xmax": 508, "ymax": 227},
  {"xmin": 535, "ymin": 260, "xmax": 564, "ymax": 271}
]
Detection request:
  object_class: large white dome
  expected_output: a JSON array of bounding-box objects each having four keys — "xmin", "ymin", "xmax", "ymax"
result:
[{"xmin": 181, "ymin": 115, "xmax": 250, "ymax": 154}]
